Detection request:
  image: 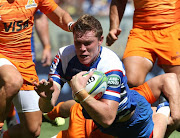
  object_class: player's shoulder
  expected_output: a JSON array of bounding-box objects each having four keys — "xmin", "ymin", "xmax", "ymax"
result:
[
  {"xmin": 101, "ymin": 47, "xmax": 120, "ymax": 60},
  {"xmin": 100, "ymin": 46, "xmax": 124, "ymax": 70},
  {"xmin": 97, "ymin": 47, "xmax": 126, "ymax": 75},
  {"xmin": 58, "ymin": 45, "xmax": 76, "ymax": 57}
]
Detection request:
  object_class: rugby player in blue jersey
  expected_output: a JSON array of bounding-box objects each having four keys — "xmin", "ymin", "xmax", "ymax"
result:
[{"xmin": 34, "ymin": 14, "xmax": 180, "ymax": 138}]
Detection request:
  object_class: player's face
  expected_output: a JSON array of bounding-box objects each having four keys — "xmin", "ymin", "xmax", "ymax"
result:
[{"xmin": 74, "ymin": 31, "xmax": 103, "ymax": 65}]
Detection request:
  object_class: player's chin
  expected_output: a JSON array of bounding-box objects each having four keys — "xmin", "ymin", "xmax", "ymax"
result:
[{"xmin": 79, "ymin": 57, "xmax": 90, "ymax": 65}]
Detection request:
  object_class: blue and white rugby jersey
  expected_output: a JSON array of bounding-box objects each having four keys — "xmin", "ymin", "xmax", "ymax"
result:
[{"xmin": 49, "ymin": 45, "xmax": 137, "ymax": 119}]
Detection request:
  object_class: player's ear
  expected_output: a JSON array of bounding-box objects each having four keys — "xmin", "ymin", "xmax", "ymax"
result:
[{"xmin": 98, "ymin": 36, "xmax": 104, "ymax": 46}]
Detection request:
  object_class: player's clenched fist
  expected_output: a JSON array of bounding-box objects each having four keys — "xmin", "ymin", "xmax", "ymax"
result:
[{"xmin": 106, "ymin": 28, "xmax": 121, "ymax": 46}]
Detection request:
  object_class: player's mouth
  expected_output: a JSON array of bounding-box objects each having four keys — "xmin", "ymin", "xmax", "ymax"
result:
[{"xmin": 80, "ymin": 55, "xmax": 88, "ymax": 59}]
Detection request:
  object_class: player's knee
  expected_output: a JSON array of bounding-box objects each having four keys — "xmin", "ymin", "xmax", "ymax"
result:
[
  {"xmin": 127, "ymin": 76, "xmax": 144, "ymax": 88},
  {"xmin": 163, "ymin": 73, "xmax": 178, "ymax": 87},
  {"xmin": 27, "ymin": 123, "xmax": 41, "ymax": 137}
]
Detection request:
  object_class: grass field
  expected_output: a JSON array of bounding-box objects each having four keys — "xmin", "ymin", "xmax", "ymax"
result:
[
  {"xmin": 39, "ymin": 118, "xmax": 180, "ymax": 138},
  {"xmin": 39, "ymin": 119, "xmax": 180, "ymax": 138},
  {"xmin": 38, "ymin": 118, "xmax": 69, "ymax": 138},
  {"xmin": 3, "ymin": 118, "xmax": 180, "ymax": 138}
]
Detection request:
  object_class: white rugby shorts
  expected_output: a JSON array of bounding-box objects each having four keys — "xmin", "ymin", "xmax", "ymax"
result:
[
  {"xmin": 13, "ymin": 90, "xmax": 40, "ymax": 113},
  {"xmin": 0, "ymin": 58, "xmax": 16, "ymax": 68}
]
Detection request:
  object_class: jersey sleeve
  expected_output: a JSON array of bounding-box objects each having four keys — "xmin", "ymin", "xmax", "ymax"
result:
[
  {"xmin": 102, "ymin": 70, "xmax": 123, "ymax": 103},
  {"xmin": 38, "ymin": 0, "xmax": 58, "ymax": 15},
  {"xmin": 49, "ymin": 50, "xmax": 65, "ymax": 87}
]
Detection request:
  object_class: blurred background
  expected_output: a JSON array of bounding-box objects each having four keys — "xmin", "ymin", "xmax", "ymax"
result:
[{"xmin": 34, "ymin": 0, "xmax": 134, "ymax": 60}]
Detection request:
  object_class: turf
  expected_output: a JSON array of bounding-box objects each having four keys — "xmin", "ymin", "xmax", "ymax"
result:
[
  {"xmin": 3, "ymin": 118, "xmax": 180, "ymax": 137},
  {"xmin": 39, "ymin": 118, "xmax": 69, "ymax": 138},
  {"xmin": 39, "ymin": 119, "xmax": 180, "ymax": 138}
]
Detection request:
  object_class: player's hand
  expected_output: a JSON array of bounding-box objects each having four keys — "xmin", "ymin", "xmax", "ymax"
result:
[
  {"xmin": 34, "ymin": 78, "xmax": 54, "ymax": 100},
  {"xmin": 41, "ymin": 46, "xmax": 52, "ymax": 67},
  {"xmin": 106, "ymin": 28, "xmax": 121, "ymax": 46},
  {"xmin": 70, "ymin": 71, "xmax": 93, "ymax": 95}
]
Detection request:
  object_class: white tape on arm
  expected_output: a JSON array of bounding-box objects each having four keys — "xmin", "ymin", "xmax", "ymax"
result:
[
  {"xmin": 53, "ymin": 81, "xmax": 61, "ymax": 91},
  {"xmin": 68, "ymin": 22, "xmax": 74, "ymax": 32}
]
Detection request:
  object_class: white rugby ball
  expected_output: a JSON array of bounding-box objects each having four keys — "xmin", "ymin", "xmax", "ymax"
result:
[{"xmin": 74, "ymin": 70, "xmax": 108, "ymax": 103}]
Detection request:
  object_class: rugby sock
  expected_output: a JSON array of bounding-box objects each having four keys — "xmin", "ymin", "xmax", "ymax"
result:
[{"xmin": 47, "ymin": 102, "xmax": 64, "ymax": 120}]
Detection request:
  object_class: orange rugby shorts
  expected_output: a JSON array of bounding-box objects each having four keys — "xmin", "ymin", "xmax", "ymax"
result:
[
  {"xmin": 56, "ymin": 103, "xmax": 113, "ymax": 138},
  {"xmin": 0, "ymin": 54, "xmax": 38, "ymax": 90},
  {"xmin": 123, "ymin": 24, "xmax": 180, "ymax": 66},
  {"xmin": 131, "ymin": 82, "xmax": 156, "ymax": 104}
]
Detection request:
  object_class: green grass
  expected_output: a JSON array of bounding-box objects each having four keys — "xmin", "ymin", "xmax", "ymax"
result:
[
  {"xmin": 39, "ymin": 119, "xmax": 180, "ymax": 138},
  {"xmin": 39, "ymin": 118, "xmax": 69, "ymax": 138},
  {"xmin": 3, "ymin": 118, "xmax": 180, "ymax": 138}
]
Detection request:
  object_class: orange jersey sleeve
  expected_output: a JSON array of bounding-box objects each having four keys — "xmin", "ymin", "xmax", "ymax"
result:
[
  {"xmin": 133, "ymin": 0, "xmax": 180, "ymax": 29},
  {"xmin": 0, "ymin": 0, "xmax": 57, "ymax": 62},
  {"xmin": 38, "ymin": 0, "xmax": 58, "ymax": 14}
]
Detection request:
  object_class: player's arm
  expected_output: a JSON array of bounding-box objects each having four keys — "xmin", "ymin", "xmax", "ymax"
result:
[
  {"xmin": 34, "ymin": 13, "xmax": 52, "ymax": 66},
  {"xmin": 34, "ymin": 78, "xmax": 61, "ymax": 112},
  {"xmin": 106, "ymin": 0, "xmax": 128, "ymax": 46},
  {"xmin": 46, "ymin": 7, "xmax": 74, "ymax": 32},
  {"xmin": 147, "ymin": 73, "xmax": 180, "ymax": 127},
  {"xmin": 70, "ymin": 71, "xmax": 119, "ymax": 128}
]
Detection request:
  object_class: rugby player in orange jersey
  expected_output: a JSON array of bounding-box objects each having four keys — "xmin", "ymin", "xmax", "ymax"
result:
[
  {"xmin": 106, "ymin": 0, "xmax": 180, "ymax": 135},
  {"xmin": 106, "ymin": 0, "xmax": 180, "ymax": 87},
  {"xmin": 0, "ymin": 0, "xmax": 74, "ymax": 137}
]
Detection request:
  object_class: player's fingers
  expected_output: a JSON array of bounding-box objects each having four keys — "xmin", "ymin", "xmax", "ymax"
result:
[
  {"xmin": 86, "ymin": 70, "xmax": 94, "ymax": 78},
  {"xmin": 33, "ymin": 81, "xmax": 39, "ymax": 87},
  {"xmin": 106, "ymin": 34, "xmax": 116, "ymax": 46},
  {"xmin": 41, "ymin": 55, "xmax": 46, "ymax": 63},
  {"xmin": 78, "ymin": 71, "xmax": 88, "ymax": 76},
  {"xmin": 48, "ymin": 78, "xmax": 54, "ymax": 88},
  {"xmin": 116, "ymin": 29, "xmax": 121, "ymax": 35}
]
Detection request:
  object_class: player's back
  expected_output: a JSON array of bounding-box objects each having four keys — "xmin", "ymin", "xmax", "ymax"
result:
[{"xmin": 133, "ymin": 0, "xmax": 180, "ymax": 29}]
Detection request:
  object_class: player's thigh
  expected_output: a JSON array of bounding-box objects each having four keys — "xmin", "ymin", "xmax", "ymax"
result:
[
  {"xmin": 122, "ymin": 56, "xmax": 153, "ymax": 87},
  {"xmin": 67, "ymin": 103, "xmax": 87, "ymax": 137},
  {"xmin": 162, "ymin": 65, "xmax": 180, "ymax": 82},
  {"xmin": 0, "ymin": 58, "xmax": 23, "ymax": 91}
]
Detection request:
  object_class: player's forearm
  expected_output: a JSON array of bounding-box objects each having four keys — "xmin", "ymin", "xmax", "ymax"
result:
[
  {"xmin": 35, "ymin": 14, "xmax": 51, "ymax": 51},
  {"xmin": 51, "ymin": 82, "xmax": 61, "ymax": 106},
  {"xmin": 162, "ymin": 74, "xmax": 180, "ymax": 125},
  {"xmin": 46, "ymin": 7, "xmax": 74, "ymax": 32},
  {"xmin": 76, "ymin": 89, "xmax": 118, "ymax": 128},
  {"xmin": 109, "ymin": 0, "xmax": 127, "ymax": 30},
  {"xmin": 39, "ymin": 97, "xmax": 53, "ymax": 113}
]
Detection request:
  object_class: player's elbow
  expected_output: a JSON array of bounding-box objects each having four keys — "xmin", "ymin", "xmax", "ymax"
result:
[
  {"xmin": 100, "ymin": 116, "xmax": 115, "ymax": 128},
  {"xmin": 163, "ymin": 73, "xmax": 178, "ymax": 86},
  {"xmin": 163, "ymin": 73, "xmax": 178, "ymax": 94}
]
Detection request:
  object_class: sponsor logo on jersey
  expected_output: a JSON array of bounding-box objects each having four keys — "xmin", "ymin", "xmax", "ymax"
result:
[
  {"xmin": 3, "ymin": 19, "xmax": 29, "ymax": 32},
  {"xmin": 107, "ymin": 74, "xmax": 121, "ymax": 88},
  {"xmin": 25, "ymin": 0, "xmax": 37, "ymax": 9}
]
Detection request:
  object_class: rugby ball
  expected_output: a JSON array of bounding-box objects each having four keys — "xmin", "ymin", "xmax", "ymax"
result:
[{"xmin": 74, "ymin": 70, "xmax": 108, "ymax": 103}]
